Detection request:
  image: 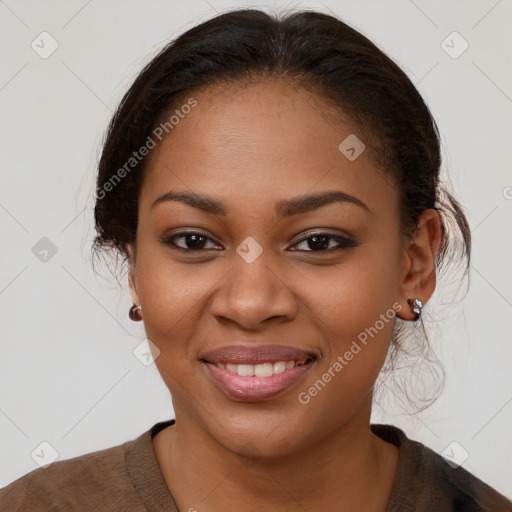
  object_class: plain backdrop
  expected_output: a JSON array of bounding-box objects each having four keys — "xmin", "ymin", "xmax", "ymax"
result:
[{"xmin": 1, "ymin": 0, "xmax": 511, "ymax": 499}]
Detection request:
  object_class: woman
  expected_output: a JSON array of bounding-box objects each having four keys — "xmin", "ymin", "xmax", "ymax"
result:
[{"xmin": 1, "ymin": 7, "xmax": 511, "ymax": 511}]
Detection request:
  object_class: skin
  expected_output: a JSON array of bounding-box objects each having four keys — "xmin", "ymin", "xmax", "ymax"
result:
[{"xmin": 127, "ymin": 77, "xmax": 442, "ymax": 511}]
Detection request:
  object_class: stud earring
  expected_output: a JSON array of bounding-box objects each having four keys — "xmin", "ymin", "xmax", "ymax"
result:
[
  {"xmin": 129, "ymin": 304, "xmax": 142, "ymax": 321},
  {"xmin": 407, "ymin": 298, "xmax": 423, "ymax": 321}
]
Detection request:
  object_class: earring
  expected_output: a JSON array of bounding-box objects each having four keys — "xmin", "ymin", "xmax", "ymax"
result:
[
  {"xmin": 407, "ymin": 298, "xmax": 423, "ymax": 321},
  {"xmin": 129, "ymin": 304, "xmax": 142, "ymax": 321}
]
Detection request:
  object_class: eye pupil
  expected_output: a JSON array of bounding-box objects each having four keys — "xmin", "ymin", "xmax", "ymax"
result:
[
  {"xmin": 186, "ymin": 234, "xmax": 206, "ymax": 249},
  {"xmin": 308, "ymin": 235, "xmax": 330, "ymax": 250}
]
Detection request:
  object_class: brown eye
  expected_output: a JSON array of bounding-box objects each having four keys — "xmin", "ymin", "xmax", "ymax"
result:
[
  {"xmin": 161, "ymin": 232, "xmax": 221, "ymax": 251},
  {"xmin": 290, "ymin": 233, "xmax": 358, "ymax": 252}
]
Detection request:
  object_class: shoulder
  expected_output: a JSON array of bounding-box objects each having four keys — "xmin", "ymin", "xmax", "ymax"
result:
[
  {"xmin": 416, "ymin": 440, "xmax": 512, "ymax": 511},
  {"xmin": 371, "ymin": 424, "xmax": 512, "ymax": 512},
  {"xmin": 0, "ymin": 433, "xmax": 145, "ymax": 511}
]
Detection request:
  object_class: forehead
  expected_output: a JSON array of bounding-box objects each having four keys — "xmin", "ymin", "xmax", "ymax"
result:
[{"xmin": 140, "ymin": 78, "xmax": 396, "ymax": 217}]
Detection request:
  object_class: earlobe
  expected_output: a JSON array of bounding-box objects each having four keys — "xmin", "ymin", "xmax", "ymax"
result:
[
  {"xmin": 127, "ymin": 245, "xmax": 143, "ymax": 321},
  {"xmin": 396, "ymin": 209, "xmax": 442, "ymax": 321}
]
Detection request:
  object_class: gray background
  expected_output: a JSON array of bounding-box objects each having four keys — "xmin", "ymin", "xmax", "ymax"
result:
[{"xmin": 1, "ymin": 0, "xmax": 511, "ymax": 499}]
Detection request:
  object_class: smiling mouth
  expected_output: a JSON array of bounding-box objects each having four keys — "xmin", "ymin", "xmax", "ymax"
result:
[
  {"xmin": 199, "ymin": 343, "xmax": 319, "ymax": 401},
  {"xmin": 201, "ymin": 356, "xmax": 316, "ymax": 402},
  {"xmin": 203, "ymin": 358, "xmax": 315, "ymax": 377}
]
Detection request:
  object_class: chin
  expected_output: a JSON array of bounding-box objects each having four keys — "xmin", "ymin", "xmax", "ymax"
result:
[{"xmin": 204, "ymin": 409, "xmax": 312, "ymax": 461}]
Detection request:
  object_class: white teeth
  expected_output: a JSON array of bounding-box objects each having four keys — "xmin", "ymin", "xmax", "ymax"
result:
[
  {"xmin": 214, "ymin": 359, "xmax": 310, "ymax": 377},
  {"xmin": 273, "ymin": 361, "xmax": 286, "ymax": 374},
  {"xmin": 254, "ymin": 362, "xmax": 273, "ymax": 377},
  {"xmin": 237, "ymin": 364, "xmax": 254, "ymax": 377}
]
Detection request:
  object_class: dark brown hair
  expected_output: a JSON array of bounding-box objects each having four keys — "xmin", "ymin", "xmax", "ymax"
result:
[{"xmin": 92, "ymin": 8, "xmax": 471, "ymax": 412}]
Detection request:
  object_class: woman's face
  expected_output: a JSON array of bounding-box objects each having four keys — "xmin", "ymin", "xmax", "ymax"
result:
[{"xmin": 129, "ymin": 78, "xmax": 415, "ymax": 457}]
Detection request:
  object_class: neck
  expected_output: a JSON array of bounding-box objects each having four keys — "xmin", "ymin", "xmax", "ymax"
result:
[{"xmin": 154, "ymin": 397, "xmax": 398, "ymax": 512}]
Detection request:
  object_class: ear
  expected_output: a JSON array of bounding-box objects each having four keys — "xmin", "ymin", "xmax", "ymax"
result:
[
  {"xmin": 396, "ymin": 209, "xmax": 442, "ymax": 320},
  {"xmin": 127, "ymin": 244, "xmax": 141, "ymax": 306}
]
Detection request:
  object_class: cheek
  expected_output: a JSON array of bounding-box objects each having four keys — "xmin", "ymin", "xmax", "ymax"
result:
[
  {"xmin": 296, "ymin": 251, "xmax": 399, "ymax": 400},
  {"xmin": 296, "ymin": 278, "xmax": 397, "ymax": 439},
  {"xmin": 305, "ymin": 281, "xmax": 396, "ymax": 384},
  {"xmin": 135, "ymin": 247, "xmax": 225, "ymax": 358},
  {"xmin": 304, "ymin": 248, "xmax": 399, "ymax": 342}
]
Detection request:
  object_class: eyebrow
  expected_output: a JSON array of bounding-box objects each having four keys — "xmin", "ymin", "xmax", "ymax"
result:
[{"xmin": 150, "ymin": 190, "xmax": 372, "ymax": 217}]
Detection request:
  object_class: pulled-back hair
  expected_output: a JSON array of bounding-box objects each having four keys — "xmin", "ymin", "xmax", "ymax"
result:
[{"xmin": 92, "ymin": 8, "xmax": 471, "ymax": 413}]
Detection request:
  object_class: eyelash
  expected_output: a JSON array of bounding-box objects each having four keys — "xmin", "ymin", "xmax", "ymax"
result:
[{"xmin": 160, "ymin": 231, "xmax": 358, "ymax": 253}]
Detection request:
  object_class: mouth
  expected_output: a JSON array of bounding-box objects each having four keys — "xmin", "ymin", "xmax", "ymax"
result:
[
  {"xmin": 199, "ymin": 345, "xmax": 319, "ymax": 402},
  {"xmin": 205, "ymin": 358, "xmax": 314, "ymax": 377}
]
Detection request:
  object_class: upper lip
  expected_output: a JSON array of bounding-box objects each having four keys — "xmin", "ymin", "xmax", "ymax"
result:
[{"xmin": 200, "ymin": 344, "xmax": 319, "ymax": 365}]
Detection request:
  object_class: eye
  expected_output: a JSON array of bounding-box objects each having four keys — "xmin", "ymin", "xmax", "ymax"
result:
[
  {"xmin": 289, "ymin": 233, "xmax": 358, "ymax": 252},
  {"xmin": 161, "ymin": 231, "xmax": 358, "ymax": 253},
  {"xmin": 161, "ymin": 231, "xmax": 221, "ymax": 251}
]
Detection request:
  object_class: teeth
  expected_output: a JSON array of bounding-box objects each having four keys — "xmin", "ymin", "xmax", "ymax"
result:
[
  {"xmin": 254, "ymin": 362, "xmax": 273, "ymax": 377},
  {"xmin": 214, "ymin": 360, "xmax": 309, "ymax": 377},
  {"xmin": 273, "ymin": 361, "xmax": 286, "ymax": 374},
  {"xmin": 237, "ymin": 364, "xmax": 254, "ymax": 377}
]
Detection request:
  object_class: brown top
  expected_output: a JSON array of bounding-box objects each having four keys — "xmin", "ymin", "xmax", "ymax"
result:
[{"xmin": 1, "ymin": 419, "xmax": 511, "ymax": 511}]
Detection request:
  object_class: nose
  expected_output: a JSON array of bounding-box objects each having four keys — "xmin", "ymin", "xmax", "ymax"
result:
[{"xmin": 210, "ymin": 250, "xmax": 298, "ymax": 331}]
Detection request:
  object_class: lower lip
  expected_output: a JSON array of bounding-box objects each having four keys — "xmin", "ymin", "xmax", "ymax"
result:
[{"xmin": 202, "ymin": 360, "xmax": 315, "ymax": 402}]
